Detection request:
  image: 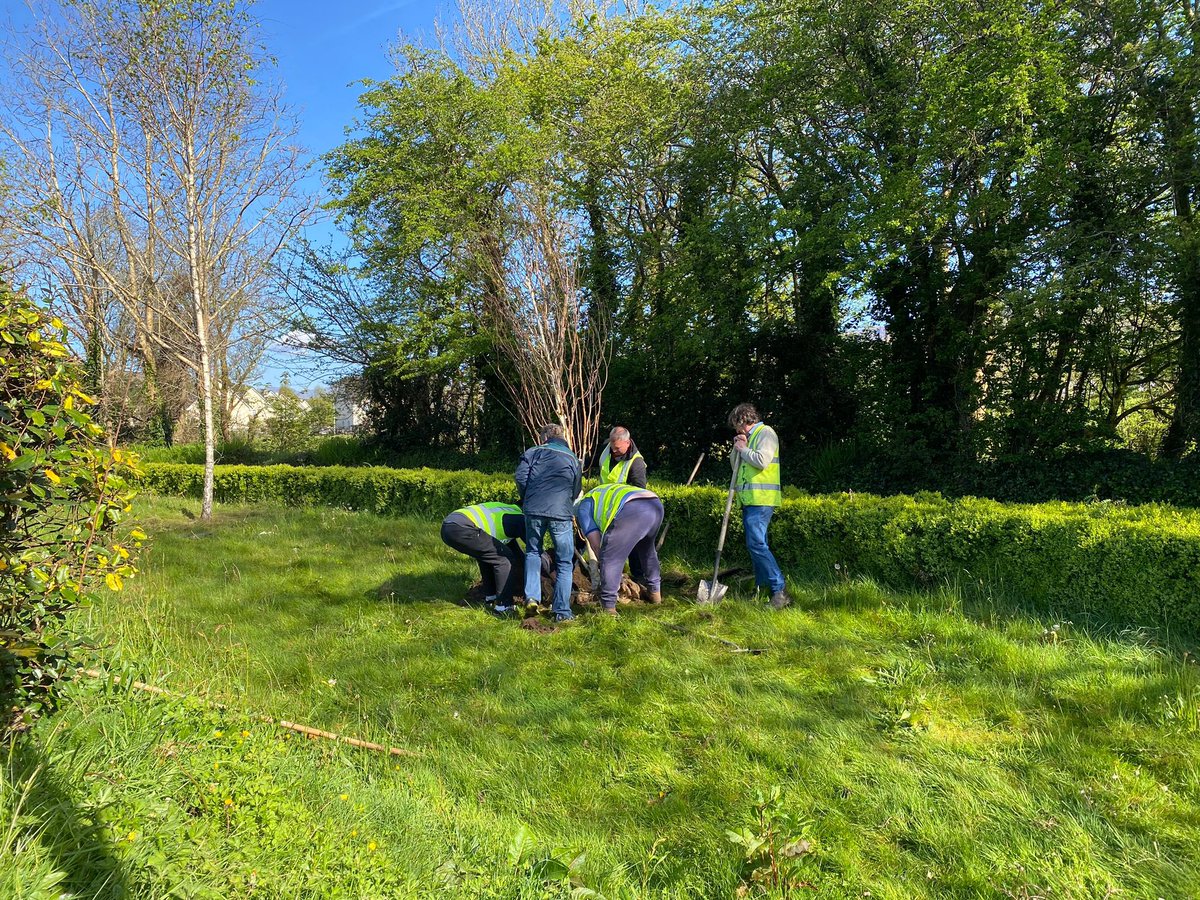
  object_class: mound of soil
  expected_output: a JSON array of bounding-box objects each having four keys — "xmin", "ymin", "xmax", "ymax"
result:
[
  {"xmin": 519, "ymin": 617, "xmax": 557, "ymax": 634},
  {"xmin": 464, "ymin": 557, "xmax": 650, "ymax": 606}
]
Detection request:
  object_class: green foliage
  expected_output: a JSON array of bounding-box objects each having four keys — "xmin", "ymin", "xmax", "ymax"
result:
[
  {"xmin": 1118, "ymin": 409, "xmax": 1170, "ymax": 457},
  {"xmin": 130, "ymin": 436, "xmax": 517, "ymax": 472},
  {"xmin": 140, "ymin": 462, "xmax": 1200, "ymax": 634},
  {"xmin": 141, "ymin": 462, "xmax": 517, "ymax": 517},
  {"xmin": 0, "ymin": 283, "xmax": 143, "ymax": 729},
  {"xmin": 725, "ymin": 786, "xmax": 816, "ymax": 897},
  {"xmin": 314, "ymin": 0, "xmax": 1198, "ymax": 479},
  {"xmin": 262, "ymin": 391, "xmax": 333, "ymax": 453}
]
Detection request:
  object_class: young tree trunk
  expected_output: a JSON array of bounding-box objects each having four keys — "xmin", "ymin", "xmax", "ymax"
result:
[
  {"xmin": 195, "ymin": 313, "xmax": 216, "ymax": 519},
  {"xmin": 184, "ymin": 156, "xmax": 216, "ymax": 520}
]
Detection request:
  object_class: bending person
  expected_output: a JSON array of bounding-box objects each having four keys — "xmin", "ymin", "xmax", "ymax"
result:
[
  {"xmin": 576, "ymin": 483, "xmax": 663, "ymax": 615},
  {"xmin": 595, "ymin": 425, "xmax": 649, "ymax": 584},
  {"xmin": 440, "ymin": 502, "xmax": 526, "ymax": 613},
  {"xmin": 515, "ymin": 424, "xmax": 582, "ymax": 621}
]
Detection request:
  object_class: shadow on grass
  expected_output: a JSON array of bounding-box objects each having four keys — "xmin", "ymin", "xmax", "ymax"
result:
[
  {"xmin": 8, "ymin": 739, "xmax": 133, "ymax": 898},
  {"xmin": 373, "ymin": 570, "xmax": 475, "ymax": 606}
]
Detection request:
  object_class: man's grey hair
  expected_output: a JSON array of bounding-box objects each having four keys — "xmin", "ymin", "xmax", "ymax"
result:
[
  {"xmin": 538, "ymin": 423, "xmax": 565, "ymax": 444},
  {"xmin": 608, "ymin": 426, "xmax": 630, "ymax": 442},
  {"xmin": 727, "ymin": 403, "xmax": 760, "ymax": 430}
]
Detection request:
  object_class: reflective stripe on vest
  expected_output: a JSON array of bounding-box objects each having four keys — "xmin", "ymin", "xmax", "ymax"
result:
[
  {"xmin": 588, "ymin": 483, "xmax": 655, "ymax": 533},
  {"xmin": 457, "ymin": 502, "xmax": 522, "ymax": 540},
  {"xmin": 736, "ymin": 423, "xmax": 782, "ymax": 507},
  {"xmin": 599, "ymin": 445, "xmax": 644, "ymax": 485}
]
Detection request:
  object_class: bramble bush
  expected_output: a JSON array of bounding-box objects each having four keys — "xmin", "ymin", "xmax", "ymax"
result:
[
  {"xmin": 141, "ymin": 462, "xmax": 1200, "ymax": 634},
  {"xmin": 0, "ymin": 283, "xmax": 142, "ymax": 730}
]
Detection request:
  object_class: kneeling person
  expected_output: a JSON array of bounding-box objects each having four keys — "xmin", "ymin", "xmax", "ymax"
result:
[
  {"xmin": 576, "ymin": 484, "xmax": 663, "ymax": 614},
  {"xmin": 441, "ymin": 502, "xmax": 526, "ymax": 612}
]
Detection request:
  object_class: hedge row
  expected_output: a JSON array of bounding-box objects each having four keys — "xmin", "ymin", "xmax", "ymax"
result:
[{"xmin": 142, "ymin": 463, "xmax": 1200, "ymax": 634}]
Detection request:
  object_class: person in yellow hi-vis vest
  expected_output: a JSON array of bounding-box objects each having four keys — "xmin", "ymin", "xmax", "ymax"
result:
[
  {"xmin": 594, "ymin": 425, "xmax": 650, "ymax": 585},
  {"xmin": 440, "ymin": 502, "xmax": 527, "ymax": 614},
  {"xmin": 596, "ymin": 426, "xmax": 647, "ymax": 487},
  {"xmin": 728, "ymin": 403, "xmax": 790, "ymax": 610},
  {"xmin": 575, "ymin": 483, "xmax": 663, "ymax": 616}
]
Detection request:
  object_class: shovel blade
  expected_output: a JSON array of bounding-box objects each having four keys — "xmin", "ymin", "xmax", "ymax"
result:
[{"xmin": 697, "ymin": 579, "xmax": 727, "ymax": 605}]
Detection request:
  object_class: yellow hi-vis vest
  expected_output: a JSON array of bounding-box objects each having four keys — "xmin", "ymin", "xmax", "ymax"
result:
[
  {"xmin": 456, "ymin": 502, "xmax": 523, "ymax": 540},
  {"xmin": 587, "ymin": 483, "xmax": 655, "ymax": 533},
  {"xmin": 599, "ymin": 445, "xmax": 644, "ymax": 484},
  {"xmin": 736, "ymin": 423, "xmax": 781, "ymax": 507}
]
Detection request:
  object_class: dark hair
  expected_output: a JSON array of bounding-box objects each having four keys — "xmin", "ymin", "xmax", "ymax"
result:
[
  {"xmin": 727, "ymin": 403, "xmax": 760, "ymax": 429},
  {"xmin": 538, "ymin": 423, "xmax": 565, "ymax": 444}
]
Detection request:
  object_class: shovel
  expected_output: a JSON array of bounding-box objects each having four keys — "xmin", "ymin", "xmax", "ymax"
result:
[{"xmin": 697, "ymin": 460, "xmax": 738, "ymax": 605}]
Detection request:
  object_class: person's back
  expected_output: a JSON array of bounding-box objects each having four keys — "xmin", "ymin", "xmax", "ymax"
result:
[
  {"xmin": 514, "ymin": 424, "xmax": 582, "ymax": 620},
  {"xmin": 516, "ymin": 435, "xmax": 582, "ymax": 518}
]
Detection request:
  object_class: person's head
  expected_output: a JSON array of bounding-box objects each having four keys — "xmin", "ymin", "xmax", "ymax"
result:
[
  {"xmin": 727, "ymin": 403, "xmax": 760, "ymax": 434},
  {"xmin": 608, "ymin": 426, "xmax": 631, "ymax": 455},
  {"xmin": 539, "ymin": 423, "xmax": 566, "ymax": 446}
]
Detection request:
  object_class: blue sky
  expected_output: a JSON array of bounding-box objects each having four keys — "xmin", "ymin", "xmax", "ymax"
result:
[
  {"xmin": 254, "ymin": 0, "xmax": 448, "ymax": 207},
  {"xmin": 248, "ymin": 1, "xmax": 453, "ymax": 393},
  {"xmin": 250, "ymin": 0, "xmax": 455, "ymax": 390}
]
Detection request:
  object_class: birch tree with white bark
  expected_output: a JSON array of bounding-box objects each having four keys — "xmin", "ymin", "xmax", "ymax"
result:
[{"xmin": 0, "ymin": 0, "xmax": 311, "ymax": 519}]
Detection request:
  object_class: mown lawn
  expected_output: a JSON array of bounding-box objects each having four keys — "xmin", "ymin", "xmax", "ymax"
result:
[{"xmin": 2, "ymin": 496, "xmax": 1199, "ymax": 899}]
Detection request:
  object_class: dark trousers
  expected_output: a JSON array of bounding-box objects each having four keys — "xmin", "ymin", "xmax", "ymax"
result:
[
  {"xmin": 599, "ymin": 498, "xmax": 663, "ymax": 610},
  {"xmin": 440, "ymin": 517, "xmax": 522, "ymax": 603}
]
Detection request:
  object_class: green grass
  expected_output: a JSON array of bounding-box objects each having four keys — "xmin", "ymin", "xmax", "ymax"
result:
[{"xmin": 3, "ymin": 496, "xmax": 1200, "ymax": 898}]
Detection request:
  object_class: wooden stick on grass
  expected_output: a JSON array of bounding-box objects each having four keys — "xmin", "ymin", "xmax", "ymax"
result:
[{"xmin": 83, "ymin": 669, "xmax": 419, "ymax": 758}]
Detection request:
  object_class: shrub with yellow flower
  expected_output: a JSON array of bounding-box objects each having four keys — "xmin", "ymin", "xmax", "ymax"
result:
[{"xmin": 0, "ymin": 281, "xmax": 143, "ymax": 730}]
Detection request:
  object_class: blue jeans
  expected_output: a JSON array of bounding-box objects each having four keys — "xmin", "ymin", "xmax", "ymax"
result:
[
  {"xmin": 743, "ymin": 505, "xmax": 784, "ymax": 593},
  {"xmin": 524, "ymin": 516, "xmax": 575, "ymax": 618}
]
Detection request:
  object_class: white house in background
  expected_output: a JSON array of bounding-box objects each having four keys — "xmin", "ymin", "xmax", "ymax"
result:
[
  {"xmin": 180, "ymin": 386, "xmax": 308, "ymax": 435},
  {"xmin": 331, "ymin": 378, "xmax": 368, "ymax": 433},
  {"xmin": 845, "ymin": 322, "xmax": 890, "ymax": 341},
  {"xmin": 333, "ymin": 394, "xmax": 367, "ymax": 433}
]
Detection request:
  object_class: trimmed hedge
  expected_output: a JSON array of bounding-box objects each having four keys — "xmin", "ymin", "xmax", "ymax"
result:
[{"xmin": 142, "ymin": 463, "xmax": 1200, "ymax": 634}]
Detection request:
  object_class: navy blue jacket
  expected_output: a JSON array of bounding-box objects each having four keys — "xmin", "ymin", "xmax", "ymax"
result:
[{"xmin": 515, "ymin": 438, "xmax": 582, "ymax": 519}]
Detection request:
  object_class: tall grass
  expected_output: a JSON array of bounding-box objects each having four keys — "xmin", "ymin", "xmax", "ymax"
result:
[{"xmin": 1, "ymin": 497, "xmax": 1198, "ymax": 897}]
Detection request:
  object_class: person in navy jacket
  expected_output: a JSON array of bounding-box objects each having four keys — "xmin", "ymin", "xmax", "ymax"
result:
[{"xmin": 514, "ymin": 423, "xmax": 582, "ymax": 621}]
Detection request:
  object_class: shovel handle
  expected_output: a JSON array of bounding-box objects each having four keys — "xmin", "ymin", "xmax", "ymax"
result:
[
  {"xmin": 657, "ymin": 452, "xmax": 705, "ymax": 551},
  {"xmin": 710, "ymin": 463, "xmax": 739, "ymax": 594}
]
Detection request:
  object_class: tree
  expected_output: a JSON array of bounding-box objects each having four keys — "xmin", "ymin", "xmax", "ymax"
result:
[
  {"xmin": 1150, "ymin": 0, "xmax": 1200, "ymax": 456},
  {"xmin": 325, "ymin": 2, "xmax": 693, "ymax": 458},
  {"xmin": 0, "ymin": 281, "xmax": 142, "ymax": 731},
  {"xmin": 474, "ymin": 184, "xmax": 610, "ymax": 451},
  {"xmin": 0, "ymin": 0, "xmax": 312, "ymax": 518}
]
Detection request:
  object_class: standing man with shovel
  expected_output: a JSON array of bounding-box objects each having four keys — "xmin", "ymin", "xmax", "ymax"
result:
[{"xmin": 728, "ymin": 403, "xmax": 790, "ymax": 610}]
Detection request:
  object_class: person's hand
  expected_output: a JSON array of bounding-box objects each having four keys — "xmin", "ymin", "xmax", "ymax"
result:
[{"xmin": 733, "ymin": 433, "xmax": 748, "ymax": 451}]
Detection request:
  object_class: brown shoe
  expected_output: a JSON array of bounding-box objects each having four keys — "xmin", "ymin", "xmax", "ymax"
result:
[
  {"xmin": 637, "ymin": 582, "xmax": 662, "ymax": 604},
  {"xmin": 603, "ymin": 606, "xmax": 619, "ymax": 616},
  {"xmin": 769, "ymin": 589, "xmax": 791, "ymax": 610}
]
